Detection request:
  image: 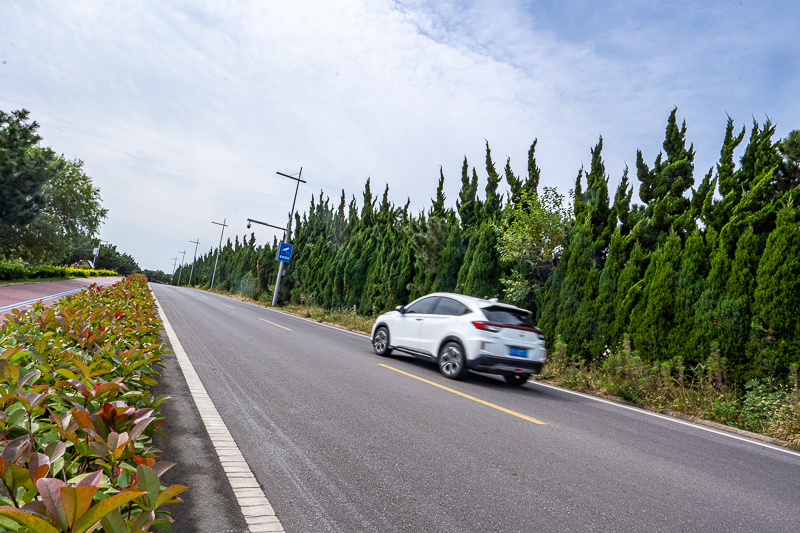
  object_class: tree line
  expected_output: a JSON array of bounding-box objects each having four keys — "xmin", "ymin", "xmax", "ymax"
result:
[
  {"xmin": 0, "ymin": 109, "xmax": 141, "ymax": 274},
  {"xmin": 178, "ymin": 109, "xmax": 799, "ymax": 384}
]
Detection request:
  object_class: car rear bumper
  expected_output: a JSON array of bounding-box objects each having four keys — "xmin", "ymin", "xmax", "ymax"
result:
[{"xmin": 467, "ymin": 355, "xmax": 544, "ymax": 375}]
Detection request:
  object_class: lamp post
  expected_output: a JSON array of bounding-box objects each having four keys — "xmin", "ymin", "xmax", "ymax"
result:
[
  {"xmin": 246, "ymin": 168, "xmax": 306, "ymax": 307},
  {"xmin": 90, "ymin": 240, "xmax": 109, "ymax": 269},
  {"xmin": 188, "ymin": 239, "xmax": 200, "ymax": 286},
  {"xmin": 210, "ymin": 218, "xmax": 228, "ymax": 290},
  {"xmin": 176, "ymin": 250, "xmax": 186, "ymax": 286}
]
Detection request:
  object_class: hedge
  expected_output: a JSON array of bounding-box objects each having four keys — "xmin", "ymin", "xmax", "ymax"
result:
[
  {"xmin": 0, "ymin": 275, "xmax": 185, "ymax": 532},
  {"xmin": 0, "ymin": 264, "xmax": 117, "ymax": 282}
]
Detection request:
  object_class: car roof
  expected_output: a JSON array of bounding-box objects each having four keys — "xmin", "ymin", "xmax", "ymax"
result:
[{"xmin": 420, "ymin": 292, "xmax": 531, "ymax": 315}]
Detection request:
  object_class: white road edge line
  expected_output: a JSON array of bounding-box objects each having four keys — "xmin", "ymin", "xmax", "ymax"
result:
[
  {"xmin": 191, "ymin": 288, "xmax": 800, "ymax": 459},
  {"xmin": 533, "ymin": 381, "xmax": 800, "ymax": 458},
  {"xmin": 152, "ymin": 290, "xmax": 286, "ymax": 533}
]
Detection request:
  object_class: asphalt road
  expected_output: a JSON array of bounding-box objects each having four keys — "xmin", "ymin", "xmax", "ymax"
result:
[{"xmin": 152, "ymin": 284, "xmax": 800, "ymax": 533}]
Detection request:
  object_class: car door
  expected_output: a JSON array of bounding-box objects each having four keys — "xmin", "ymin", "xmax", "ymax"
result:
[
  {"xmin": 391, "ymin": 296, "xmax": 438, "ymax": 350},
  {"xmin": 417, "ymin": 296, "xmax": 469, "ymax": 356}
]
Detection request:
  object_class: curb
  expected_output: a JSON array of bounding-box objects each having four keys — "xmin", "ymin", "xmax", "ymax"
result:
[{"xmin": 153, "ymin": 291, "xmax": 286, "ymax": 533}]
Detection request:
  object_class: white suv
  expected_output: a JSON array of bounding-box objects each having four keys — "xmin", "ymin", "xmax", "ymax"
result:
[{"xmin": 370, "ymin": 292, "xmax": 546, "ymax": 385}]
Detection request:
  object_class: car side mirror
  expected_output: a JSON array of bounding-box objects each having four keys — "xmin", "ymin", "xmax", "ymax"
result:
[{"xmin": 396, "ymin": 305, "xmax": 406, "ymax": 314}]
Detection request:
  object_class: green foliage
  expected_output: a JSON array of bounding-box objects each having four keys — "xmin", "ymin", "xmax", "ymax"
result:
[
  {"xmin": 0, "ymin": 110, "xmax": 60, "ymax": 259},
  {"xmin": 11, "ymin": 155, "xmax": 107, "ymax": 265},
  {"xmin": 496, "ymin": 187, "xmax": 571, "ymax": 306},
  {"xmin": 96, "ymin": 245, "xmax": 141, "ymax": 277},
  {"xmin": 0, "ymin": 263, "xmax": 115, "ymax": 281},
  {"xmin": 0, "ymin": 275, "xmax": 186, "ymax": 531},
  {"xmin": 751, "ymin": 204, "xmax": 800, "ymax": 377},
  {"xmin": 0, "ymin": 109, "xmax": 108, "ymax": 267}
]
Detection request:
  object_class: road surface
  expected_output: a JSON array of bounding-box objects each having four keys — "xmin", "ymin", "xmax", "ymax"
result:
[{"xmin": 153, "ymin": 284, "xmax": 800, "ymax": 533}]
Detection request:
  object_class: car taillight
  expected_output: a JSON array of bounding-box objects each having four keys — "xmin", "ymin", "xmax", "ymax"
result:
[{"xmin": 472, "ymin": 321, "xmax": 500, "ymax": 332}]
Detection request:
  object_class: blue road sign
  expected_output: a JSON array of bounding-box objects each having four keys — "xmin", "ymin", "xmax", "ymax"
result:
[{"xmin": 277, "ymin": 243, "xmax": 293, "ymax": 263}]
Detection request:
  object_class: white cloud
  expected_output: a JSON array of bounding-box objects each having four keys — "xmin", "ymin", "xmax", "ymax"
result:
[{"xmin": 1, "ymin": 0, "xmax": 797, "ymax": 270}]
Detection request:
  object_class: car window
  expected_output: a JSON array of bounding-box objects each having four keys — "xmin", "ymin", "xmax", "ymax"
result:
[
  {"xmin": 481, "ymin": 306, "xmax": 534, "ymax": 327},
  {"xmin": 431, "ymin": 297, "xmax": 469, "ymax": 316},
  {"xmin": 405, "ymin": 296, "xmax": 437, "ymax": 314}
]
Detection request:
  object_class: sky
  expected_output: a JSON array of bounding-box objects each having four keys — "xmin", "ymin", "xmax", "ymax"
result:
[{"xmin": 1, "ymin": 0, "xmax": 798, "ymax": 271}]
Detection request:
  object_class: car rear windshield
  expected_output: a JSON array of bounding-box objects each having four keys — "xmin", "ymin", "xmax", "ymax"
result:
[{"xmin": 481, "ymin": 306, "xmax": 534, "ymax": 328}]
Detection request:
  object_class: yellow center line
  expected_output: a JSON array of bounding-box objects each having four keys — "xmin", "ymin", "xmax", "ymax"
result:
[
  {"xmin": 259, "ymin": 318, "xmax": 292, "ymax": 331},
  {"xmin": 220, "ymin": 303, "xmax": 234, "ymax": 309},
  {"xmin": 200, "ymin": 295, "xmax": 208, "ymax": 299},
  {"xmin": 379, "ymin": 364, "xmax": 546, "ymax": 425}
]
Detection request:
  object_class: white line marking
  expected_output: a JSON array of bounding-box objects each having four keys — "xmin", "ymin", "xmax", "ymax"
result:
[
  {"xmin": 152, "ymin": 287, "xmax": 285, "ymax": 532},
  {"xmin": 533, "ymin": 381, "xmax": 800, "ymax": 458}
]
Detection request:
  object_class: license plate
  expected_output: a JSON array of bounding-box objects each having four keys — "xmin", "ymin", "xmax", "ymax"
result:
[{"xmin": 508, "ymin": 347, "xmax": 528, "ymax": 358}]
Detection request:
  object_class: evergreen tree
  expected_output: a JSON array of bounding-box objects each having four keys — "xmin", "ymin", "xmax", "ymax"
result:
[
  {"xmin": 461, "ymin": 221, "xmax": 502, "ymax": 299},
  {"xmin": 456, "ymin": 157, "xmax": 478, "ymax": 230},
  {"xmin": 752, "ymin": 204, "xmax": 800, "ymax": 376},
  {"xmin": 483, "ymin": 141, "xmax": 502, "ymax": 220},
  {"xmin": 527, "ymin": 139, "xmax": 541, "ymax": 193},
  {"xmin": 629, "ymin": 230, "xmax": 682, "ymax": 362}
]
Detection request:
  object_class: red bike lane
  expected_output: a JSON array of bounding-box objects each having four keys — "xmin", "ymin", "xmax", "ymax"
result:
[{"xmin": 0, "ymin": 277, "xmax": 122, "ymax": 321}]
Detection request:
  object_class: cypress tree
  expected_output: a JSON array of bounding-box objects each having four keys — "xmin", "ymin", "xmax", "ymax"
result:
[
  {"xmin": 667, "ymin": 229, "xmax": 709, "ymax": 364},
  {"xmin": 456, "ymin": 157, "xmax": 478, "ymax": 229},
  {"xmin": 629, "ymin": 230, "xmax": 682, "ymax": 362},
  {"xmin": 483, "ymin": 141, "xmax": 502, "ymax": 220},
  {"xmin": 527, "ymin": 139, "xmax": 541, "ymax": 193},
  {"xmin": 461, "ymin": 221, "xmax": 502, "ymax": 299},
  {"xmin": 554, "ymin": 220, "xmax": 600, "ymax": 361},
  {"xmin": 752, "ymin": 204, "xmax": 800, "ymax": 377},
  {"xmin": 432, "ymin": 221, "xmax": 464, "ymax": 293},
  {"xmin": 431, "ymin": 168, "xmax": 446, "ymax": 218}
]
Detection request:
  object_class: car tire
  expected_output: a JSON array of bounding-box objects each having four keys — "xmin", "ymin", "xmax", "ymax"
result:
[
  {"xmin": 438, "ymin": 341, "xmax": 468, "ymax": 380},
  {"xmin": 504, "ymin": 373, "xmax": 531, "ymax": 386},
  {"xmin": 372, "ymin": 326, "xmax": 392, "ymax": 356}
]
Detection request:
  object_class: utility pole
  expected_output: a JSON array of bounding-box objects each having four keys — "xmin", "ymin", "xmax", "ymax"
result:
[
  {"xmin": 272, "ymin": 169, "xmax": 305, "ymax": 306},
  {"xmin": 188, "ymin": 239, "xmax": 200, "ymax": 286},
  {"xmin": 210, "ymin": 218, "xmax": 228, "ymax": 290},
  {"xmin": 170, "ymin": 257, "xmax": 178, "ymax": 282},
  {"xmin": 177, "ymin": 250, "xmax": 186, "ymax": 286},
  {"xmin": 245, "ymin": 167, "xmax": 306, "ymax": 307}
]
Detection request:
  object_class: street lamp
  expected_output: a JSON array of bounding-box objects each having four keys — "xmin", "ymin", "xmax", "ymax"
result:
[
  {"xmin": 210, "ymin": 218, "xmax": 228, "ymax": 290},
  {"xmin": 90, "ymin": 240, "xmax": 109, "ymax": 269},
  {"xmin": 188, "ymin": 239, "xmax": 200, "ymax": 286},
  {"xmin": 246, "ymin": 168, "xmax": 306, "ymax": 307}
]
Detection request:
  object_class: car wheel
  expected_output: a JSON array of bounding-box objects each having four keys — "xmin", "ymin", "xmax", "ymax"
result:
[
  {"xmin": 504, "ymin": 373, "xmax": 531, "ymax": 386},
  {"xmin": 438, "ymin": 341, "xmax": 468, "ymax": 380},
  {"xmin": 373, "ymin": 326, "xmax": 392, "ymax": 356}
]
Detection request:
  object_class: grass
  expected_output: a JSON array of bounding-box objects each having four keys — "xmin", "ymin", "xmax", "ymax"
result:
[
  {"xmin": 189, "ymin": 286, "xmax": 800, "ymax": 451},
  {"xmin": 538, "ymin": 337, "xmax": 800, "ymax": 450}
]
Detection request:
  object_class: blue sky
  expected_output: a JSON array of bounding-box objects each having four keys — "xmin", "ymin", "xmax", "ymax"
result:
[{"xmin": 1, "ymin": 0, "xmax": 798, "ymax": 270}]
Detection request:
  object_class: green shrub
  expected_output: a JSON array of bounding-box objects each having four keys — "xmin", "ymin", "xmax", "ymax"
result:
[{"xmin": 0, "ymin": 275, "xmax": 186, "ymax": 532}]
